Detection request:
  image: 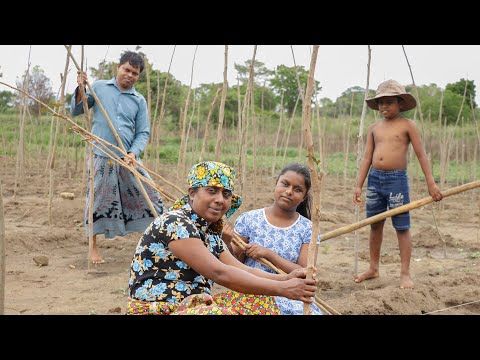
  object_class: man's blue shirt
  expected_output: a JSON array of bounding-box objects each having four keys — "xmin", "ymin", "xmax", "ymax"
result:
[{"xmin": 70, "ymin": 77, "xmax": 149, "ymax": 158}]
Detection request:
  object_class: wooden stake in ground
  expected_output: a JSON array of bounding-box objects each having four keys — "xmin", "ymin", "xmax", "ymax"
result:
[
  {"xmin": 214, "ymin": 45, "xmax": 229, "ymax": 162},
  {"xmin": 238, "ymin": 46, "xmax": 257, "ymax": 196},
  {"xmin": 354, "ymin": 45, "xmax": 371, "ymax": 276},
  {"xmin": 154, "ymin": 46, "xmax": 176, "ymax": 173},
  {"xmin": 48, "ymin": 48, "xmax": 70, "ymax": 227},
  {"xmin": 271, "ymin": 91, "xmax": 285, "ymax": 176},
  {"xmin": 0, "ymin": 181, "xmax": 5, "ymax": 315},
  {"xmin": 13, "ymin": 46, "xmax": 32, "ymax": 200},
  {"xmin": 178, "ymin": 46, "xmax": 198, "ymax": 179},
  {"xmin": 199, "ymin": 87, "xmax": 222, "ymax": 162},
  {"xmin": 79, "ymin": 45, "xmax": 95, "ymax": 270},
  {"xmin": 302, "ymin": 45, "xmax": 321, "ymax": 315}
]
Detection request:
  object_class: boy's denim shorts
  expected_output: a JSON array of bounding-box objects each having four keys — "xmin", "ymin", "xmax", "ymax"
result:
[{"xmin": 366, "ymin": 168, "xmax": 410, "ymax": 230}]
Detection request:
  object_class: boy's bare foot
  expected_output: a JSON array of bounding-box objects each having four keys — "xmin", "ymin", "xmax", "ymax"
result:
[
  {"xmin": 400, "ymin": 274, "xmax": 414, "ymax": 289},
  {"xmin": 354, "ymin": 269, "xmax": 379, "ymax": 283}
]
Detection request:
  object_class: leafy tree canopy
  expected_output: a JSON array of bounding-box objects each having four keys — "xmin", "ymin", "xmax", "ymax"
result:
[
  {"xmin": 234, "ymin": 60, "xmax": 274, "ymax": 86},
  {"xmin": 0, "ymin": 90, "xmax": 15, "ymax": 113},
  {"xmin": 270, "ymin": 64, "xmax": 321, "ymax": 114},
  {"xmin": 15, "ymin": 65, "xmax": 54, "ymax": 117},
  {"xmin": 445, "ymin": 78, "xmax": 476, "ymax": 108}
]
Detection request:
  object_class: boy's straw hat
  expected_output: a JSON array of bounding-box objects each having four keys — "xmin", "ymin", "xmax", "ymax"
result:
[{"xmin": 365, "ymin": 79, "xmax": 417, "ymax": 111}]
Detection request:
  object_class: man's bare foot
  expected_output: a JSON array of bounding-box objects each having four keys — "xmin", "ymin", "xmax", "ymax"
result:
[
  {"xmin": 400, "ymin": 274, "xmax": 414, "ymax": 289},
  {"xmin": 90, "ymin": 249, "xmax": 105, "ymax": 264},
  {"xmin": 354, "ymin": 269, "xmax": 379, "ymax": 283}
]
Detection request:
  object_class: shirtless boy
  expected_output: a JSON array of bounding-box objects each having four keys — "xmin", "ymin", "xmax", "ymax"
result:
[{"xmin": 353, "ymin": 79, "xmax": 443, "ymax": 289}]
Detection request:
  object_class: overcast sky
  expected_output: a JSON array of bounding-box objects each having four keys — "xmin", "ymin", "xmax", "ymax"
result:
[{"xmin": 1, "ymin": 45, "xmax": 480, "ymax": 104}]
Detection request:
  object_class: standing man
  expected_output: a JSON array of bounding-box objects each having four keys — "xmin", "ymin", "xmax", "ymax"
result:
[{"xmin": 71, "ymin": 50, "xmax": 165, "ymax": 264}]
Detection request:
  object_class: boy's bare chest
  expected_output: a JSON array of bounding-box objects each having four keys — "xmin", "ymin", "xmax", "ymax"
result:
[{"xmin": 373, "ymin": 124, "xmax": 409, "ymax": 144}]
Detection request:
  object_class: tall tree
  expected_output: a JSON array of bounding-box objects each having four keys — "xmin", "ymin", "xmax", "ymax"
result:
[
  {"xmin": 270, "ymin": 64, "xmax": 321, "ymax": 114},
  {"xmin": 0, "ymin": 91, "xmax": 15, "ymax": 113},
  {"xmin": 234, "ymin": 59, "xmax": 273, "ymax": 86},
  {"xmin": 446, "ymin": 78, "xmax": 476, "ymax": 108},
  {"xmin": 15, "ymin": 66, "xmax": 54, "ymax": 117}
]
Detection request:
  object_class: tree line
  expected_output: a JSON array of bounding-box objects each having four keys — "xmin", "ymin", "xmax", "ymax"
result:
[{"xmin": 0, "ymin": 55, "xmax": 477, "ymax": 126}]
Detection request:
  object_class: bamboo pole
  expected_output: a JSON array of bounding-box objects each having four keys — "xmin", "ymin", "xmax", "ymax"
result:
[
  {"xmin": 354, "ymin": 45, "xmax": 371, "ymax": 276},
  {"xmin": 150, "ymin": 70, "xmax": 161, "ymax": 163},
  {"xmin": 79, "ymin": 45, "xmax": 95, "ymax": 270},
  {"xmin": 291, "ymin": 46, "xmax": 306, "ymax": 164},
  {"xmin": 315, "ymin": 98, "xmax": 325, "ymax": 170},
  {"xmin": 199, "ymin": 87, "xmax": 222, "ymax": 162},
  {"xmin": 250, "ymin": 81, "xmax": 257, "ymax": 208},
  {"xmin": 238, "ymin": 46, "xmax": 257, "ymax": 196},
  {"xmin": 178, "ymin": 46, "xmax": 198, "ymax": 179},
  {"xmin": 281, "ymin": 94, "xmax": 301, "ymax": 164},
  {"xmin": 320, "ymin": 180, "xmax": 480, "ymax": 243},
  {"xmin": 143, "ymin": 58, "xmax": 152, "ymax": 163},
  {"xmin": 64, "ymin": 46, "xmax": 159, "ymax": 219},
  {"xmin": 185, "ymin": 96, "xmax": 197, "ymax": 171},
  {"xmin": 302, "ymin": 45, "xmax": 321, "ymax": 315},
  {"xmin": 470, "ymin": 95, "xmax": 479, "ymax": 182},
  {"xmin": 48, "ymin": 48, "xmax": 70, "ymax": 227},
  {"xmin": 236, "ymin": 78, "xmax": 242, "ymax": 168},
  {"xmin": 45, "ymin": 111, "xmax": 55, "ymax": 172},
  {"xmin": 214, "ymin": 45, "xmax": 229, "ymax": 162},
  {"xmin": 154, "ymin": 45, "xmax": 176, "ymax": 173},
  {"xmin": 0, "ymin": 181, "xmax": 5, "ymax": 315},
  {"xmin": 343, "ymin": 91, "xmax": 354, "ymax": 191},
  {"xmin": 441, "ymin": 81, "xmax": 469, "ymax": 192},
  {"xmin": 402, "ymin": 45, "xmax": 425, "ymax": 139},
  {"xmin": 13, "ymin": 46, "xmax": 31, "ymax": 200},
  {"xmin": 271, "ymin": 91, "xmax": 285, "ymax": 176}
]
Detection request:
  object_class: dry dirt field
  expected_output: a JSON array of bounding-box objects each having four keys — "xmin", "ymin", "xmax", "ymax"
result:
[{"xmin": 1, "ymin": 157, "xmax": 480, "ymax": 315}]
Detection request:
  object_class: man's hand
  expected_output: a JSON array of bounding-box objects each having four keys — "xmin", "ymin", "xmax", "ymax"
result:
[
  {"xmin": 77, "ymin": 71, "xmax": 88, "ymax": 88},
  {"xmin": 124, "ymin": 152, "xmax": 136, "ymax": 167}
]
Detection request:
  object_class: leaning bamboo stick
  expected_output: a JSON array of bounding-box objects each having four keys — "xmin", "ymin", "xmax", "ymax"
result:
[
  {"xmin": 199, "ymin": 87, "xmax": 222, "ymax": 162},
  {"xmin": 13, "ymin": 46, "xmax": 31, "ymax": 200},
  {"xmin": 78, "ymin": 45, "xmax": 95, "ymax": 269},
  {"xmin": 302, "ymin": 45, "xmax": 321, "ymax": 315},
  {"xmin": 0, "ymin": 81, "xmax": 178, "ymax": 203},
  {"xmin": 320, "ymin": 180, "xmax": 480, "ymax": 243},
  {"xmin": 48, "ymin": 48, "xmax": 70, "ymax": 227},
  {"xmin": 238, "ymin": 46, "xmax": 257, "ymax": 196},
  {"xmin": 0, "ymin": 181, "xmax": 5, "ymax": 315},
  {"xmin": 214, "ymin": 45, "xmax": 229, "ymax": 162},
  {"xmin": 178, "ymin": 46, "xmax": 198, "ymax": 179},
  {"xmin": 78, "ymin": 134, "xmax": 176, "ymax": 203},
  {"xmin": 154, "ymin": 46, "xmax": 176, "ymax": 173},
  {"xmin": 354, "ymin": 45, "xmax": 371, "ymax": 276},
  {"xmin": 230, "ymin": 233, "xmax": 283, "ymax": 274},
  {"xmin": 271, "ymin": 91, "xmax": 284, "ymax": 176}
]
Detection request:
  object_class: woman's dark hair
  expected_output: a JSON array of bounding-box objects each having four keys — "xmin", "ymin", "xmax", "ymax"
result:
[
  {"xmin": 119, "ymin": 51, "xmax": 145, "ymax": 73},
  {"xmin": 276, "ymin": 163, "xmax": 311, "ymax": 220}
]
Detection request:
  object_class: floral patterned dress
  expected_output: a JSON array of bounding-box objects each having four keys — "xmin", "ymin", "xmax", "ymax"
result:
[
  {"xmin": 127, "ymin": 203, "xmax": 279, "ymax": 315},
  {"xmin": 234, "ymin": 208, "xmax": 322, "ymax": 315}
]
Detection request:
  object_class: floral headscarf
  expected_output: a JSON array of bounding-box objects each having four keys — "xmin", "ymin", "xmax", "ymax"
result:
[{"xmin": 171, "ymin": 161, "xmax": 242, "ymax": 219}]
